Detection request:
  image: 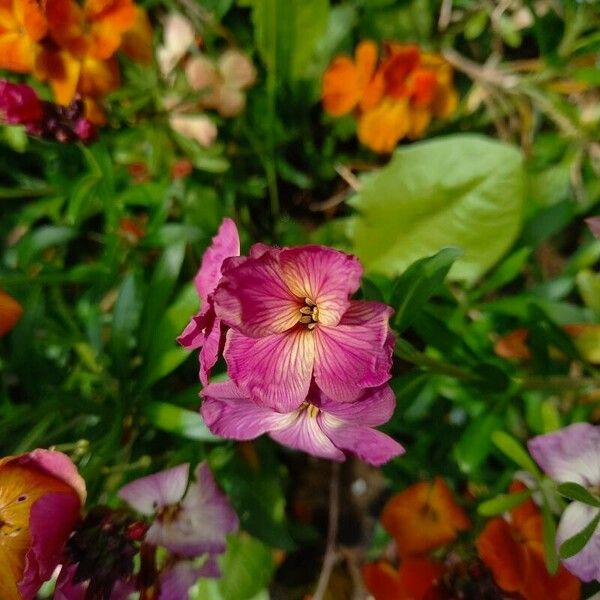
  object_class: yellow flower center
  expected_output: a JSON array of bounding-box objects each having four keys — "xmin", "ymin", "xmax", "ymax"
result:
[
  {"xmin": 300, "ymin": 402, "xmax": 320, "ymax": 418},
  {"xmin": 299, "ymin": 297, "xmax": 319, "ymax": 330}
]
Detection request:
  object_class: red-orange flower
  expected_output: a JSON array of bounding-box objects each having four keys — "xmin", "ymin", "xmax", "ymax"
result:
[
  {"xmin": 0, "ymin": 290, "xmax": 23, "ymax": 336},
  {"xmin": 381, "ymin": 477, "xmax": 470, "ymax": 557},
  {"xmin": 321, "ymin": 40, "xmax": 384, "ymax": 117},
  {"xmin": 0, "ymin": 0, "xmax": 47, "ymax": 72},
  {"xmin": 476, "ymin": 483, "xmax": 580, "ymax": 600},
  {"xmin": 363, "ymin": 558, "xmax": 443, "ymax": 600}
]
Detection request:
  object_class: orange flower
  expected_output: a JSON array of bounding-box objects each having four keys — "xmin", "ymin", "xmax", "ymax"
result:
[
  {"xmin": 381, "ymin": 477, "xmax": 470, "ymax": 557},
  {"xmin": 381, "ymin": 43, "xmax": 421, "ymax": 99},
  {"xmin": 363, "ymin": 558, "xmax": 443, "ymax": 600},
  {"xmin": 358, "ymin": 99, "xmax": 410, "ymax": 153},
  {"xmin": 476, "ymin": 482, "xmax": 580, "ymax": 600},
  {"xmin": 0, "ymin": 290, "xmax": 23, "ymax": 336},
  {"xmin": 120, "ymin": 6, "xmax": 153, "ymax": 64},
  {"xmin": 321, "ymin": 40, "xmax": 384, "ymax": 117},
  {"xmin": 0, "ymin": 0, "xmax": 47, "ymax": 72}
]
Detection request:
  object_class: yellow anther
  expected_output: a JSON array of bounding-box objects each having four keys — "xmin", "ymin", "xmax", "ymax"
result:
[
  {"xmin": 299, "ymin": 306, "xmax": 313, "ymax": 315},
  {"xmin": 307, "ymin": 404, "xmax": 319, "ymax": 418},
  {"xmin": 299, "ymin": 315, "xmax": 313, "ymax": 324},
  {"xmin": 304, "ymin": 297, "xmax": 316, "ymax": 307}
]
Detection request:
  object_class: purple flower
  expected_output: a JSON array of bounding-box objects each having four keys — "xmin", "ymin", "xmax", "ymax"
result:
[
  {"xmin": 528, "ymin": 423, "xmax": 600, "ymax": 582},
  {"xmin": 201, "ymin": 380, "xmax": 404, "ymax": 466},
  {"xmin": 178, "ymin": 218, "xmax": 240, "ymax": 385},
  {"xmin": 118, "ymin": 462, "xmax": 238, "ymax": 558},
  {"xmin": 213, "ymin": 245, "xmax": 394, "ymax": 411},
  {"xmin": 0, "ymin": 80, "xmax": 42, "ymax": 127},
  {"xmin": 587, "ymin": 217, "xmax": 600, "ymax": 240},
  {"xmin": 158, "ymin": 557, "xmax": 220, "ymax": 600}
]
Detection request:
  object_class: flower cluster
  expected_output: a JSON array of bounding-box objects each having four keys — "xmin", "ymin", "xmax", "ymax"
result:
[
  {"xmin": 157, "ymin": 13, "xmax": 256, "ymax": 147},
  {"xmin": 0, "ymin": 0, "xmax": 151, "ymax": 123},
  {"xmin": 322, "ymin": 41, "xmax": 458, "ymax": 153},
  {"xmin": 179, "ymin": 218, "xmax": 404, "ymax": 465},
  {"xmin": 0, "ymin": 81, "xmax": 95, "ymax": 143}
]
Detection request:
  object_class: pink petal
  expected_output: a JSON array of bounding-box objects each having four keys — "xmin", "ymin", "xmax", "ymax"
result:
[
  {"xmin": 318, "ymin": 384, "xmax": 397, "ymax": 427},
  {"xmin": 269, "ymin": 409, "xmax": 345, "ymax": 462},
  {"xmin": 224, "ymin": 328, "xmax": 315, "ymax": 412},
  {"xmin": 147, "ymin": 462, "xmax": 238, "ymax": 557},
  {"xmin": 19, "ymin": 492, "xmax": 81, "ymax": 600},
  {"xmin": 54, "ymin": 565, "xmax": 86, "ymax": 600},
  {"xmin": 194, "ymin": 218, "xmax": 240, "ymax": 302},
  {"xmin": 177, "ymin": 305, "xmax": 212, "ymax": 349},
  {"xmin": 556, "ymin": 501, "xmax": 600, "ymax": 582},
  {"xmin": 214, "ymin": 249, "xmax": 301, "ymax": 338},
  {"xmin": 201, "ymin": 380, "xmax": 290, "ymax": 439},
  {"xmin": 198, "ymin": 315, "xmax": 224, "ymax": 385},
  {"xmin": 118, "ymin": 464, "xmax": 190, "ymax": 515},
  {"xmin": 587, "ymin": 217, "xmax": 600, "ymax": 240},
  {"xmin": 528, "ymin": 423, "xmax": 600, "ymax": 486},
  {"xmin": 159, "ymin": 558, "xmax": 220, "ymax": 600},
  {"xmin": 279, "ymin": 246, "xmax": 362, "ymax": 326},
  {"xmin": 313, "ymin": 301, "xmax": 393, "ymax": 402}
]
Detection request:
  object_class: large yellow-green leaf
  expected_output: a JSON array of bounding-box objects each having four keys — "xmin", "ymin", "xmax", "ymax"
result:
[{"xmin": 347, "ymin": 134, "xmax": 526, "ymax": 284}]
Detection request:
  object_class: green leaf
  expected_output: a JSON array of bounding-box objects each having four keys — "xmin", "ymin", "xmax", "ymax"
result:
[
  {"xmin": 390, "ymin": 247, "xmax": 462, "ymax": 332},
  {"xmin": 144, "ymin": 401, "xmax": 220, "ymax": 442},
  {"xmin": 478, "ymin": 489, "xmax": 532, "ymax": 516},
  {"xmin": 17, "ymin": 226, "xmax": 77, "ymax": 266},
  {"xmin": 541, "ymin": 496, "xmax": 559, "ymax": 574},
  {"xmin": 476, "ymin": 247, "xmax": 531, "ymax": 297},
  {"xmin": 348, "ymin": 134, "xmax": 525, "ymax": 285},
  {"xmin": 110, "ymin": 272, "xmax": 140, "ymax": 375},
  {"xmin": 241, "ymin": 0, "xmax": 330, "ymax": 84},
  {"xmin": 491, "ymin": 431, "xmax": 542, "ymax": 477},
  {"xmin": 557, "ymin": 482, "xmax": 600, "ymax": 507},
  {"xmin": 454, "ymin": 413, "xmax": 503, "ymax": 475},
  {"xmin": 559, "ymin": 510, "xmax": 600, "ymax": 559}
]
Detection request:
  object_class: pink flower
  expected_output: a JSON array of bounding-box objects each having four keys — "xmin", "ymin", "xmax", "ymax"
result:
[
  {"xmin": 178, "ymin": 218, "xmax": 240, "ymax": 384},
  {"xmin": 158, "ymin": 558, "xmax": 221, "ymax": 600},
  {"xmin": 528, "ymin": 423, "xmax": 600, "ymax": 582},
  {"xmin": 0, "ymin": 80, "xmax": 42, "ymax": 126},
  {"xmin": 214, "ymin": 245, "xmax": 394, "ymax": 411},
  {"xmin": 0, "ymin": 449, "xmax": 85, "ymax": 600},
  {"xmin": 587, "ymin": 217, "xmax": 600, "ymax": 240},
  {"xmin": 201, "ymin": 380, "xmax": 404, "ymax": 466},
  {"xmin": 118, "ymin": 462, "xmax": 238, "ymax": 558}
]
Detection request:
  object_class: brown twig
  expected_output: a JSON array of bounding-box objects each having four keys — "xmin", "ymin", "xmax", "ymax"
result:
[{"xmin": 313, "ymin": 461, "xmax": 341, "ymax": 600}]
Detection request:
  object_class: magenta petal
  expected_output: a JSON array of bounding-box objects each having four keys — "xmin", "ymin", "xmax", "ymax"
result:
[
  {"xmin": 313, "ymin": 301, "xmax": 393, "ymax": 402},
  {"xmin": 177, "ymin": 306, "xmax": 210, "ymax": 349},
  {"xmin": 587, "ymin": 217, "xmax": 600, "ymax": 240},
  {"xmin": 201, "ymin": 381, "xmax": 289, "ymax": 439},
  {"xmin": 318, "ymin": 384, "xmax": 396, "ymax": 427},
  {"xmin": 279, "ymin": 246, "xmax": 362, "ymax": 326},
  {"xmin": 269, "ymin": 410, "xmax": 345, "ymax": 462},
  {"xmin": 199, "ymin": 314, "xmax": 223, "ymax": 385},
  {"xmin": 214, "ymin": 249, "xmax": 301, "ymax": 337},
  {"xmin": 224, "ymin": 328, "xmax": 314, "ymax": 412},
  {"xmin": 556, "ymin": 501, "xmax": 600, "ymax": 582},
  {"xmin": 527, "ymin": 423, "xmax": 600, "ymax": 486},
  {"xmin": 194, "ymin": 218, "xmax": 240, "ymax": 302},
  {"xmin": 19, "ymin": 492, "xmax": 81, "ymax": 600},
  {"xmin": 118, "ymin": 464, "xmax": 190, "ymax": 515},
  {"xmin": 54, "ymin": 565, "xmax": 86, "ymax": 600}
]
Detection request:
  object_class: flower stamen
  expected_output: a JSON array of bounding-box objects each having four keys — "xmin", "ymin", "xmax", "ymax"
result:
[{"xmin": 299, "ymin": 298, "xmax": 319, "ymax": 330}]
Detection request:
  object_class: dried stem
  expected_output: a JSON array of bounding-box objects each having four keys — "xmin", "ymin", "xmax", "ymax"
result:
[{"xmin": 313, "ymin": 461, "xmax": 341, "ymax": 600}]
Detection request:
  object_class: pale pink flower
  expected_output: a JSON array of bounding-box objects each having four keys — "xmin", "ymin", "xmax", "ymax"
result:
[
  {"xmin": 158, "ymin": 558, "xmax": 220, "ymax": 600},
  {"xmin": 213, "ymin": 244, "xmax": 394, "ymax": 411},
  {"xmin": 202, "ymin": 380, "xmax": 403, "ymax": 466},
  {"xmin": 157, "ymin": 13, "xmax": 195, "ymax": 76},
  {"xmin": 528, "ymin": 423, "xmax": 600, "ymax": 582},
  {"xmin": 186, "ymin": 49, "xmax": 256, "ymax": 117},
  {"xmin": 178, "ymin": 218, "xmax": 240, "ymax": 384},
  {"xmin": 169, "ymin": 114, "xmax": 218, "ymax": 147}
]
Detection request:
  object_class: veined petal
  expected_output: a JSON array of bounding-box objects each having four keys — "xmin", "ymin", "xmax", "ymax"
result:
[
  {"xmin": 159, "ymin": 559, "xmax": 220, "ymax": 600},
  {"xmin": 313, "ymin": 301, "xmax": 393, "ymax": 402},
  {"xmin": 528, "ymin": 423, "xmax": 600, "ymax": 487},
  {"xmin": 194, "ymin": 218, "xmax": 240, "ymax": 302},
  {"xmin": 177, "ymin": 306, "xmax": 210, "ymax": 350},
  {"xmin": 215, "ymin": 250, "xmax": 301, "ymax": 337},
  {"xmin": 199, "ymin": 315, "xmax": 223, "ymax": 385},
  {"xmin": 556, "ymin": 501, "xmax": 600, "ymax": 582},
  {"xmin": 118, "ymin": 464, "xmax": 189, "ymax": 515},
  {"xmin": 320, "ymin": 414, "xmax": 404, "ymax": 466},
  {"xmin": 279, "ymin": 246, "xmax": 362, "ymax": 326},
  {"xmin": 269, "ymin": 408, "xmax": 345, "ymax": 462},
  {"xmin": 224, "ymin": 328, "xmax": 315, "ymax": 412},
  {"xmin": 201, "ymin": 380, "xmax": 291, "ymax": 440}
]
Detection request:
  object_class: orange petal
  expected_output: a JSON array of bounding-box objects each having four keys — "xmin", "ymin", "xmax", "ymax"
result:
[
  {"xmin": 358, "ymin": 99, "xmax": 410, "ymax": 154},
  {"xmin": 85, "ymin": 0, "xmax": 136, "ymax": 60},
  {"xmin": 120, "ymin": 6, "xmax": 153, "ymax": 64},
  {"xmin": 431, "ymin": 83, "xmax": 458, "ymax": 118},
  {"xmin": 0, "ymin": 31, "xmax": 37, "ymax": 71},
  {"xmin": 398, "ymin": 557, "xmax": 443, "ymax": 599},
  {"xmin": 407, "ymin": 106, "xmax": 432, "ymax": 139},
  {"xmin": 77, "ymin": 55, "xmax": 120, "ymax": 97},
  {"xmin": 35, "ymin": 48, "xmax": 81, "ymax": 105},
  {"xmin": 381, "ymin": 477, "xmax": 470, "ymax": 557},
  {"xmin": 83, "ymin": 96, "xmax": 106, "ymax": 124},
  {"xmin": 494, "ymin": 329, "xmax": 531, "ymax": 360},
  {"xmin": 0, "ymin": 0, "xmax": 18, "ymax": 30},
  {"xmin": 382, "ymin": 43, "xmax": 420, "ymax": 99},
  {"xmin": 362, "ymin": 561, "xmax": 404, "ymax": 600},
  {"xmin": 322, "ymin": 55, "xmax": 360, "ymax": 117},
  {"xmin": 14, "ymin": 0, "xmax": 47, "ymax": 40},
  {"xmin": 410, "ymin": 69, "xmax": 439, "ymax": 107},
  {"xmin": 355, "ymin": 40, "xmax": 378, "ymax": 86},
  {"xmin": 45, "ymin": 0, "xmax": 87, "ymax": 58},
  {"xmin": 0, "ymin": 290, "xmax": 22, "ymax": 336}
]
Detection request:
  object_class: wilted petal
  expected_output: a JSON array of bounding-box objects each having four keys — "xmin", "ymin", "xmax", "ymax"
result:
[
  {"xmin": 556, "ymin": 501, "xmax": 600, "ymax": 582},
  {"xmin": 313, "ymin": 301, "xmax": 393, "ymax": 402},
  {"xmin": 201, "ymin": 380, "xmax": 290, "ymax": 439},
  {"xmin": 215, "ymin": 250, "xmax": 301, "ymax": 337},
  {"xmin": 279, "ymin": 246, "xmax": 362, "ymax": 326},
  {"xmin": 118, "ymin": 464, "xmax": 189, "ymax": 516},
  {"xmin": 177, "ymin": 307, "xmax": 210, "ymax": 350},
  {"xmin": 528, "ymin": 423, "xmax": 600, "ymax": 487},
  {"xmin": 224, "ymin": 328, "xmax": 315, "ymax": 412}
]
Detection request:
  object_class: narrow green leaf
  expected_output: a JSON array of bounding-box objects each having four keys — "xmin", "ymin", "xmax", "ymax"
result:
[
  {"xmin": 455, "ymin": 414, "xmax": 503, "ymax": 475},
  {"xmin": 541, "ymin": 496, "xmax": 559, "ymax": 574},
  {"xmin": 144, "ymin": 401, "xmax": 220, "ymax": 442},
  {"xmin": 557, "ymin": 482, "xmax": 600, "ymax": 507},
  {"xmin": 559, "ymin": 511, "xmax": 600, "ymax": 559},
  {"xmin": 491, "ymin": 431, "xmax": 542, "ymax": 477},
  {"xmin": 110, "ymin": 272, "xmax": 140, "ymax": 375},
  {"xmin": 478, "ymin": 489, "xmax": 532, "ymax": 516}
]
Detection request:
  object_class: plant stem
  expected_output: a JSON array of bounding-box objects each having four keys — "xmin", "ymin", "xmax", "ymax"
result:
[{"xmin": 313, "ymin": 461, "xmax": 340, "ymax": 600}]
